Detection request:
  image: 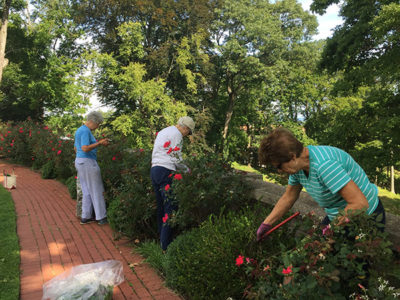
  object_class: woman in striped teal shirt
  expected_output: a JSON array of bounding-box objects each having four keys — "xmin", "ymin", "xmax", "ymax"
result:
[{"xmin": 256, "ymin": 128, "xmax": 386, "ymax": 241}]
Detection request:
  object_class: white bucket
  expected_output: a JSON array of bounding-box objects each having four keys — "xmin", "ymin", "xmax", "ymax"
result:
[{"xmin": 3, "ymin": 169, "xmax": 17, "ymax": 189}]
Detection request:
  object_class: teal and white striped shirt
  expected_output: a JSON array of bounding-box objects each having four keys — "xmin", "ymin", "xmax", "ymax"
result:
[{"xmin": 288, "ymin": 145, "xmax": 379, "ymax": 220}]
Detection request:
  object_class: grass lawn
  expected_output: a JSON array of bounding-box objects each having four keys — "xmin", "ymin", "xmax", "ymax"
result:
[
  {"xmin": 232, "ymin": 162, "xmax": 400, "ymax": 216},
  {"xmin": 0, "ymin": 186, "xmax": 20, "ymax": 300}
]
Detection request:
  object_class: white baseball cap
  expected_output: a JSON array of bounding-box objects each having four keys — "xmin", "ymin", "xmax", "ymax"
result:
[{"xmin": 178, "ymin": 116, "xmax": 195, "ymax": 134}]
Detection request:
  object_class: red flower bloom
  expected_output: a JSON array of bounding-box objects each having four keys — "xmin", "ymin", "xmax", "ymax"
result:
[
  {"xmin": 165, "ymin": 184, "xmax": 170, "ymax": 191},
  {"xmin": 57, "ymin": 150, "xmax": 62, "ymax": 155},
  {"xmin": 19, "ymin": 129, "xmax": 23, "ymax": 133},
  {"xmin": 174, "ymin": 174, "xmax": 182, "ymax": 180},
  {"xmin": 236, "ymin": 255, "xmax": 244, "ymax": 266},
  {"xmin": 44, "ymin": 126, "xmax": 49, "ymax": 130},
  {"xmin": 163, "ymin": 141, "xmax": 171, "ymax": 148},
  {"xmin": 1, "ymin": 138, "xmax": 3, "ymax": 141},
  {"xmin": 168, "ymin": 174, "xmax": 173, "ymax": 178},
  {"xmin": 112, "ymin": 156, "xmax": 116, "ymax": 161},
  {"xmin": 75, "ymin": 176, "xmax": 78, "ymax": 179},
  {"xmin": 173, "ymin": 146, "xmax": 180, "ymax": 151},
  {"xmin": 51, "ymin": 148, "xmax": 55, "ymax": 151},
  {"xmin": 139, "ymin": 148, "xmax": 144, "ymax": 152},
  {"xmin": 162, "ymin": 213, "xmax": 169, "ymax": 223},
  {"xmin": 10, "ymin": 143, "xmax": 13, "ymax": 147},
  {"xmin": 282, "ymin": 266, "xmax": 293, "ymax": 275},
  {"xmin": 166, "ymin": 148, "xmax": 173, "ymax": 154}
]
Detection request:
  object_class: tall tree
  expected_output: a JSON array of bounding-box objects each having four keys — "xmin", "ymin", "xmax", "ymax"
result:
[{"xmin": 208, "ymin": 0, "xmax": 317, "ymax": 154}]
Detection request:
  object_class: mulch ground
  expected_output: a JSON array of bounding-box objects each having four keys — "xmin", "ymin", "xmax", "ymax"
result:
[{"xmin": 0, "ymin": 161, "xmax": 182, "ymax": 300}]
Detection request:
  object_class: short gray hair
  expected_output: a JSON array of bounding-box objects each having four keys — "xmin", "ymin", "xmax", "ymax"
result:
[{"xmin": 86, "ymin": 111, "xmax": 104, "ymax": 124}]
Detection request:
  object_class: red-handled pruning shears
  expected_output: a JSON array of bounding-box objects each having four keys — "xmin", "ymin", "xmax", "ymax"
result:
[{"xmin": 261, "ymin": 211, "xmax": 300, "ymax": 240}]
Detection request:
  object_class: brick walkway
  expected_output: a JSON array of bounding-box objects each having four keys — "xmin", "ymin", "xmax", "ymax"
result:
[{"xmin": 0, "ymin": 161, "xmax": 181, "ymax": 300}]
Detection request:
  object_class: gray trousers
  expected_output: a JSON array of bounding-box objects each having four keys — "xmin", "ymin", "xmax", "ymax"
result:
[{"xmin": 75, "ymin": 158, "xmax": 106, "ymax": 220}]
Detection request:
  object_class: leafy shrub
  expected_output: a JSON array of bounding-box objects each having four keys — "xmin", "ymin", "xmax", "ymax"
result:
[
  {"xmin": 169, "ymin": 153, "xmax": 255, "ymax": 232},
  {"xmin": 104, "ymin": 149, "xmax": 157, "ymax": 239},
  {"xmin": 41, "ymin": 161, "xmax": 56, "ymax": 179},
  {"xmin": 245, "ymin": 212, "xmax": 400, "ymax": 299},
  {"xmin": 65, "ymin": 176, "xmax": 77, "ymax": 199},
  {"xmin": 163, "ymin": 205, "xmax": 298, "ymax": 300}
]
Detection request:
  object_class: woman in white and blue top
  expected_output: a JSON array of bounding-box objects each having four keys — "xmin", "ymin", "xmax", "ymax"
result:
[{"xmin": 256, "ymin": 128, "xmax": 385, "ymax": 241}]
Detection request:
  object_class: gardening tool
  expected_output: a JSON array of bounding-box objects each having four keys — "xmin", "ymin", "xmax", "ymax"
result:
[{"xmin": 261, "ymin": 211, "xmax": 300, "ymax": 240}]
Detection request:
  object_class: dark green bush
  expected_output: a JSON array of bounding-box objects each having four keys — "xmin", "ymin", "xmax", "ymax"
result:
[
  {"xmin": 104, "ymin": 149, "xmax": 157, "ymax": 239},
  {"xmin": 169, "ymin": 153, "xmax": 255, "ymax": 231},
  {"xmin": 65, "ymin": 176, "xmax": 77, "ymax": 199},
  {"xmin": 41, "ymin": 161, "xmax": 56, "ymax": 179},
  {"xmin": 163, "ymin": 205, "xmax": 296, "ymax": 300}
]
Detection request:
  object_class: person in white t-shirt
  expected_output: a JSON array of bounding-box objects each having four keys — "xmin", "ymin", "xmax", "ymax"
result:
[{"xmin": 150, "ymin": 116, "xmax": 195, "ymax": 251}]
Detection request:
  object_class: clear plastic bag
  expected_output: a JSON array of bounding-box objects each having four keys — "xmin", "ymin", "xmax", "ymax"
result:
[{"xmin": 42, "ymin": 260, "xmax": 124, "ymax": 300}]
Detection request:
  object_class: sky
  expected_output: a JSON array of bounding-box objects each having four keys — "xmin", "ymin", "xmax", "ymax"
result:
[
  {"xmin": 88, "ymin": 0, "xmax": 343, "ymax": 111},
  {"xmin": 299, "ymin": 0, "xmax": 343, "ymax": 40}
]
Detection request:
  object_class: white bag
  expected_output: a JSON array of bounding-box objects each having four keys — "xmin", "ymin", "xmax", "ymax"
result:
[
  {"xmin": 3, "ymin": 169, "xmax": 17, "ymax": 189},
  {"xmin": 42, "ymin": 260, "xmax": 124, "ymax": 300}
]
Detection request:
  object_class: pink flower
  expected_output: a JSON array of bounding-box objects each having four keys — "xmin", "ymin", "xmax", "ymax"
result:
[
  {"xmin": 44, "ymin": 126, "xmax": 49, "ymax": 130},
  {"xmin": 168, "ymin": 174, "xmax": 173, "ymax": 178},
  {"xmin": 139, "ymin": 148, "xmax": 144, "ymax": 152},
  {"xmin": 7, "ymin": 131, "xmax": 11, "ymax": 133},
  {"xmin": 235, "ymin": 255, "xmax": 244, "ymax": 266},
  {"xmin": 167, "ymin": 148, "xmax": 173, "ymax": 154},
  {"xmin": 112, "ymin": 156, "xmax": 116, "ymax": 161},
  {"xmin": 174, "ymin": 174, "xmax": 182, "ymax": 180},
  {"xmin": 358, "ymin": 283, "xmax": 366, "ymax": 290},
  {"xmin": 57, "ymin": 150, "xmax": 61, "ymax": 155},
  {"xmin": 165, "ymin": 184, "xmax": 170, "ymax": 191},
  {"xmin": 246, "ymin": 257, "xmax": 250, "ymax": 263},
  {"xmin": 263, "ymin": 265, "xmax": 271, "ymax": 272},
  {"xmin": 163, "ymin": 141, "xmax": 171, "ymax": 148},
  {"xmin": 10, "ymin": 143, "xmax": 13, "ymax": 147},
  {"xmin": 1, "ymin": 138, "xmax": 3, "ymax": 141},
  {"xmin": 173, "ymin": 146, "xmax": 180, "ymax": 151},
  {"xmin": 19, "ymin": 128, "xmax": 23, "ymax": 133},
  {"xmin": 32, "ymin": 157, "xmax": 35, "ymax": 161},
  {"xmin": 51, "ymin": 148, "xmax": 55, "ymax": 151},
  {"xmin": 155, "ymin": 132, "xmax": 159, "ymax": 137},
  {"xmin": 322, "ymin": 224, "xmax": 331, "ymax": 235},
  {"xmin": 75, "ymin": 176, "xmax": 77, "ymax": 179},
  {"xmin": 162, "ymin": 213, "xmax": 169, "ymax": 223},
  {"xmin": 282, "ymin": 266, "xmax": 293, "ymax": 275}
]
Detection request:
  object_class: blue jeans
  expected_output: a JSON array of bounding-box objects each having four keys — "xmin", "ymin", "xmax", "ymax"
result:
[{"xmin": 150, "ymin": 166, "xmax": 177, "ymax": 250}]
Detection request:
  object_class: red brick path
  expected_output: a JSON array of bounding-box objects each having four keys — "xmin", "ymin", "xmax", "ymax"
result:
[{"xmin": 0, "ymin": 162, "xmax": 181, "ymax": 300}]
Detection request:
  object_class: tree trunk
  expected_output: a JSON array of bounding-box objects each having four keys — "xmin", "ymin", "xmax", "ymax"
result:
[
  {"xmin": 391, "ymin": 165, "xmax": 395, "ymax": 194},
  {"xmin": 0, "ymin": 0, "xmax": 12, "ymax": 83},
  {"xmin": 223, "ymin": 86, "xmax": 235, "ymax": 140}
]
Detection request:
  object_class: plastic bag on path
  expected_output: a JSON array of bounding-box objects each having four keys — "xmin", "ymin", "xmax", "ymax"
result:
[{"xmin": 42, "ymin": 260, "xmax": 124, "ymax": 300}]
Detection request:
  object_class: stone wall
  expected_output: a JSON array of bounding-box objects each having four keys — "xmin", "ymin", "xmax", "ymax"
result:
[{"xmin": 244, "ymin": 173, "xmax": 400, "ymax": 245}]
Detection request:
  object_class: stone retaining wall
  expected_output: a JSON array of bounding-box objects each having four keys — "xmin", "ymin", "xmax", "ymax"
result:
[{"xmin": 244, "ymin": 173, "xmax": 400, "ymax": 245}]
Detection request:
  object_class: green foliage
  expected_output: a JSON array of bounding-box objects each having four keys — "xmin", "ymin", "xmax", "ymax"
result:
[
  {"xmin": 169, "ymin": 153, "xmax": 255, "ymax": 231},
  {"xmin": 164, "ymin": 206, "xmax": 278, "ymax": 300},
  {"xmin": 245, "ymin": 212, "xmax": 400, "ymax": 299},
  {"xmin": 136, "ymin": 241, "xmax": 165, "ymax": 272},
  {"xmin": 65, "ymin": 176, "xmax": 77, "ymax": 200},
  {"xmin": 41, "ymin": 160, "xmax": 56, "ymax": 179},
  {"xmin": 101, "ymin": 149, "xmax": 157, "ymax": 239},
  {"xmin": 0, "ymin": 186, "xmax": 20, "ymax": 300}
]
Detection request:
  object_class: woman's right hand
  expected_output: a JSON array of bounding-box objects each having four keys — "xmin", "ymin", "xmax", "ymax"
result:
[
  {"xmin": 257, "ymin": 222, "xmax": 272, "ymax": 242},
  {"xmin": 98, "ymin": 138, "xmax": 109, "ymax": 146}
]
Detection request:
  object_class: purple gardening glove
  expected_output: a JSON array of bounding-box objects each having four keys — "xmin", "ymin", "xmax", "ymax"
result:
[{"xmin": 257, "ymin": 222, "xmax": 272, "ymax": 242}]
